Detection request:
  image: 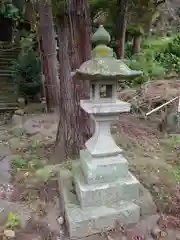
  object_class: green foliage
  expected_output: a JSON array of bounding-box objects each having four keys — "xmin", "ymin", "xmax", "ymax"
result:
[
  {"xmin": 20, "ymin": 32, "xmax": 36, "ymax": 53},
  {"xmin": 0, "ymin": 0, "xmax": 21, "ymax": 25},
  {"xmin": 12, "ymin": 157, "xmax": 27, "ymax": 169},
  {"xmin": 125, "ymin": 34, "xmax": 180, "ymax": 86},
  {"xmin": 172, "ymin": 165, "xmax": 180, "ymax": 183},
  {"xmin": 142, "ymin": 37, "xmax": 173, "ymax": 54},
  {"xmin": 157, "ymin": 53, "xmax": 180, "ymax": 74},
  {"xmin": 156, "ymin": 34, "xmax": 180, "ymax": 75},
  {"xmin": 168, "ymin": 34, "xmax": 180, "ymax": 57},
  {"xmin": 35, "ymin": 164, "xmax": 61, "ymax": 182},
  {"xmin": 12, "ymin": 0, "xmax": 25, "ymax": 13},
  {"xmin": 27, "ymin": 159, "xmax": 44, "ymax": 170},
  {"xmin": 127, "ymin": 24, "xmax": 144, "ymax": 37},
  {"xmin": 89, "ymin": 0, "xmax": 115, "ymax": 18},
  {"xmin": 127, "ymin": 51, "xmax": 165, "ymax": 86},
  {"xmin": 168, "ymin": 134, "xmax": 180, "ymax": 145},
  {"xmin": 51, "ymin": 0, "xmax": 67, "ymax": 18},
  {"xmin": 35, "ymin": 160, "xmax": 72, "ymax": 183},
  {"xmin": 6, "ymin": 212, "xmax": 20, "ymax": 229},
  {"xmin": 12, "ymin": 157, "xmax": 43, "ymax": 170},
  {"xmin": 12, "ymin": 51, "xmax": 42, "ymax": 99}
]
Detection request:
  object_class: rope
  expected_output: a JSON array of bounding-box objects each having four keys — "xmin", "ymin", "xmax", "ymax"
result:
[{"xmin": 146, "ymin": 96, "xmax": 179, "ymax": 116}]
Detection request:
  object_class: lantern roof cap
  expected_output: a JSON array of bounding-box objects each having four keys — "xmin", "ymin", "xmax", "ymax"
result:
[
  {"xmin": 92, "ymin": 25, "xmax": 111, "ymax": 45},
  {"xmin": 74, "ymin": 25, "xmax": 142, "ymax": 81}
]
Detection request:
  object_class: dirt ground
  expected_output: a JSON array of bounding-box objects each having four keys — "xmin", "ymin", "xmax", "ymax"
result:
[
  {"xmin": 116, "ymin": 79, "xmax": 180, "ymax": 225},
  {"xmin": 0, "ymin": 79, "xmax": 180, "ymax": 239}
]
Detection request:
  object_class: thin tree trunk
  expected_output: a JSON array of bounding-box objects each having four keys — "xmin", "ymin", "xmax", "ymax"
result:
[
  {"xmin": 39, "ymin": 0, "xmax": 59, "ymax": 112},
  {"xmin": 55, "ymin": 0, "xmax": 93, "ymax": 161},
  {"xmin": 116, "ymin": 0, "xmax": 128, "ymax": 59},
  {"xmin": 68, "ymin": 0, "xmax": 93, "ymax": 143},
  {"xmin": 56, "ymin": 16, "xmax": 78, "ymax": 160},
  {"xmin": 133, "ymin": 36, "xmax": 141, "ymax": 53}
]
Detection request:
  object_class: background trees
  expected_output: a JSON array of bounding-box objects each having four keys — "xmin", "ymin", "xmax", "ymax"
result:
[
  {"xmin": 3, "ymin": 0, "xmax": 180, "ymax": 161},
  {"xmin": 39, "ymin": 0, "xmax": 59, "ymax": 112},
  {"xmin": 55, "ymin": 0, "xmax": 92, "ymax": 161}
]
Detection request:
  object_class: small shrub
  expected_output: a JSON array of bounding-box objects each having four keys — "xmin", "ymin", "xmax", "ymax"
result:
[
  {"xmin": 27, "ymin": 159, "xmax": 44, "ymax": 170},
  {"xmin": 6, "ymin": 212, "xmax": 20, "ymax": 229},
  {"xmin": 126, "ymin": 51, "xmax": 165, "ymax": 86},
  {"xmin": 12, "ymin": 157, "xmax": 43, "ymax": 170},
  {"xmin": 125, "ymin": 41, "xmax": 133, "ymax": 59},
  {"xmin": 125, "ymin": 34, "xmax": 180, "ymax": 85},
  {"xmin": 12, "ymin": 51, "xmax": 42, "ymax": 99},
  {"xmin": 172, "ymin": 165, "xmax": 180, "ymax": 183},
  {"xmin": 168, "ymin": 34, "xmax": 180, "ymax": 57},
  {"xmin": 126, "ymin": 24, "xmax": 144, "ymax": 37},
  {"xmin": 35, "ymin": 164, "xmax": 61, "ymax": 182},
  {"xmin": 155, "ymin": 34, "xmax": 180, "ymax": 75},
  {"xmin": 142, "ymin": 37, "xmax": 172, "ymax": 54},
  {"xmin": 20, "ymin": 33, "xmax": 35, "ymax": 53},
  {"xmin": 12, "ymin": 157, "xmax": 27, "ymax": 169}
]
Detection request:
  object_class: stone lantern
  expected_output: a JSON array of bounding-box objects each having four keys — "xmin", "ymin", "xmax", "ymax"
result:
[{"xmin": 59, "ymin": 25, "xmax": 142, "ymax": 239}]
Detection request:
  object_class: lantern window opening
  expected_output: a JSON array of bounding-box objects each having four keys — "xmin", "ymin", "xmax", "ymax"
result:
[
  {"xmin": 90, "ymin": 84, "xmax": 95, "ymax": 99},
  {"xmin": 100, "ymin": 84, "xmax": 113, "ymax": 99}
]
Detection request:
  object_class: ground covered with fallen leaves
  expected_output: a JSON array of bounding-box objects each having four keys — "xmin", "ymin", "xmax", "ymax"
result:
[
  {"xmin": 0, "ymin": 79, "xmax": 180, "ymax": 239},
  {"xmin": 116, "ymin": 79, "xmax": 180, "ymax": 227}
]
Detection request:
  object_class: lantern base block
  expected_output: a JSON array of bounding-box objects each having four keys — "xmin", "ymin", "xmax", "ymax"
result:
[
  {"xmin": 73, "ymin": 162, "xmax": 140, "ymax": 209},
  {"xmin": 58, "ymin": 168, "xmax": 140, "ymax": 239},
  {"xmin": 80, "ymin": 149, "xmax": 129, "ymax": 184}
]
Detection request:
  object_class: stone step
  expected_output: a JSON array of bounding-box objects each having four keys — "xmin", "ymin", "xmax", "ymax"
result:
[
  {"xmin": 0, "ymin": 47, "xmax": 20, "ymax": 53},
  {"xmin": 0, "ymin": 81, "xmax": 14, "ymax": 85},
  {"xmin": 0, "ymin": 51, "xmax": 19, "ymax": 55},
  {"xmin": 0, "ymin": 78, "xmax": 13, "ymax": 83},
  {"xmin": 0, "ymin": 56, "xmax": 18, "ymax": 60},
  {"xmin": 0, "ymin": 95, "xmax": 15, "ymax": 98},
  {"xmin": 0, "ymin": 50, "xmax": 19, "ymax": 54},
  {"xmin": 0, "ymin": 93, "xmax": 16, "ymax": 98},
  {"xmin": 0, "ymin": 81, "xmax": 13, "ymax": 85},
  {"xmin": 0, "ymin": 69, "xmax": 13, "ymax": 73},
  {"xmin": 0, "ymin": 59, "xmax": 16, "ymax": 65},
  {"xmin": 0, "ymin": 90, "xmax": 15, "ymax": 95},
  {"xmin": 59, "ymin": 168, "xmax": 140, "ymax": 239},
  {"xmin": 0, "ymin": 58, "xmax": 16, "ymax": 62},
  {"xmin": 73, "ymin": 162, "xmax": 140, "ymax": 209},
  {"xmin": 0, "ymin": 92, "xmax": 15, "ymax": 96},
  {"xmin": 0, "ymin": 84, "xmax": 15, "ymax": 89},
  {"xmin": 0, "ymin": 73, "xmax": 13, "ymax": 77},
  {"xmin": 0, "ymin": 81, "xmax": 14, "ymax": 86},
  {"xmin": 0, "ymin": 42, "xmax": 19, "ymax": 48},
  {"xmin": 0, "ymin": 48, "xmax": 20, "ymax": 52},
  {"xmin": 0, "ymin": 87, "xmax": 15, "ymax": 93},
  {"xmin": 0, "ymin": 99, "xmax": 17, "ymax": 104},
  {"xmin": 0, "ymin": 62, "xmax": 12, "ymax": 69},
  {"xmin": 0, "ymin": 102, "xmax": 18, "ymax": 108},
  {"xmin": 0, "ymin": 49, "xmax": 19, "ymax": 54},
  {"xmin": 0, "ymin": 69, "xmax": 14, "ymax": 73},
  {"xmin": 0, "ymin": 88, "xmax": 15, "ymax": 92}
]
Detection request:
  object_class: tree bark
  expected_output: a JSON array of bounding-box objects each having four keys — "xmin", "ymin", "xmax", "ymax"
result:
[
  {"xmin": 56, "ymin": 16, "xmax": 78, "ymax": 160},
  {"xmin": 116, "ymin": 0, "xmax": 128, "ymax": 59},
  {"xmin": 133, "ymin": 35, "xmax": 141, "ymax": 53},
  {"xmin": 39, "ymin": 0, "xmax": 59, "ymax": 112},
  {"xmin": 55, "ymin": 0, "xmax": 93, "ymax": 161}
]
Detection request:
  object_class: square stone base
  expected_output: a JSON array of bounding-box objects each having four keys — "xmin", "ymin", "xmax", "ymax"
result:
[
  {"xmin": 59, "ymin": 169, "xmax": 140, "ymax": 239},
  {"xmin": 80, "ymin": 150, "xmax": 129, "ymax": 184},
  {"xmin": 73, "ymin": 162, "xmax": 140, "ymax": 209}
]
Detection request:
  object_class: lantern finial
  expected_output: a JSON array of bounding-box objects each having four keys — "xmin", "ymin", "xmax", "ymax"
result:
[
  {"xmin": 92, "ymin": 25, "xmax": 113, "ymax": 58},
  {"xmin": 92, "ymin": 25, "xmax": 111, "ymax": 45}
]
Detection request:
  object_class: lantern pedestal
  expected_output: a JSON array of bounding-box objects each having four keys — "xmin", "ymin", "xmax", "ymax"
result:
[
  {"xmin": 59, "ymin": 100, "xmax": 140, "ymax": 239},
  {"xmin": 59, "ymin": 168, "xmax": 139, "ymax": 239}
]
